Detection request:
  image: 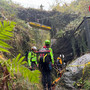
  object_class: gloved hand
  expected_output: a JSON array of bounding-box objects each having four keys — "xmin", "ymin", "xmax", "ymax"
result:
[
  {"xmin": 29, "ymin": 66, "xmax": 32, "ymax": 69},
  {"xmin": 37, "ymin": 64, "xmax": 39, "ymax": 67},
  {"xmin": 52, "ymin": 64, "xmax": 54, "ymax": 67}
]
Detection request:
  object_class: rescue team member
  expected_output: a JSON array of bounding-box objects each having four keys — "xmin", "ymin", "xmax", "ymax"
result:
[
  {"xmin": 57, "ymin": 54, "xmax": 65, "ymax": 71},
  {"xmin": 28, "ymin": 46, "xmax": 38, "ymax": 70},
  {"xmin": 57, "ymin": 55, "xmax": 63, "ymax": 71},
  {"xmin": 39, "ymin": 40, "xmax": 54, "ymax": 90}
]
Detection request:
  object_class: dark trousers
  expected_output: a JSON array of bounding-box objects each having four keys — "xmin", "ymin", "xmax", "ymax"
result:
[
  {"xmin": 31, "ymin": 62, "xmax": 36, "ymax": 71},
  {"xmin": 42, "ymin": 71, "xmax": 51, "ymax": 90}
]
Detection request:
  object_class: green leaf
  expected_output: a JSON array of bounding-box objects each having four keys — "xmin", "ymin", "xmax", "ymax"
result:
[
  {"xmin": 3, "ymin": 21, "xmax": 9, "ymax": 27},
  {"xmin": 0, "ymin": 40, "xmax": 12, "ymax": 48},
  {"xmin": 1, "ymin": 31, "xmax": 13, "ymax": 37},
  {"xmin": 0, "ymin": 20, "xmax": 15, "ymax": 54},
  {"xmin": 0, "ymin": 47, "xmax": 9, "ymax": 53},
  {"xmin": 0, "ymin": 34, "xmax": 11, "ymax": 40},
  {"xmin": 18, "ymin": 56, "xmax": 25, "ymax": 64},
  {"xmin": 4, "ymin": 26, "xmax": 14, "ymax": 31},
  {"xmin": 21, "ymin": 61, "xmax": 27, "ymax": 65},
  {"xmin": 7, "ymin": 59, "xmax": 11, "ymax": 65},
  {"xmin": 15, "ymin": 53, "xmax": 21, "ymax": 63}
]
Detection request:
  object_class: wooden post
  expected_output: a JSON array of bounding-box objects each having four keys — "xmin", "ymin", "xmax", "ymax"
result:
[{"xmin": 84, "ymin": 17, "xmax": 90, "ymax": 52}]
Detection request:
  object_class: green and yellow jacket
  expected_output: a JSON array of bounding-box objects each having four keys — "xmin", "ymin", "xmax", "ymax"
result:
[
  {"xmin": 49, "ymin": 48, "xmax": 54, "ymax": 64},
  {"xmin": 28, "ymin": 51, "xmax": 37, "ymax": 66},
  {"xmin": 39, "ymin": 47, "xmax": 54, "ymax": 64}
]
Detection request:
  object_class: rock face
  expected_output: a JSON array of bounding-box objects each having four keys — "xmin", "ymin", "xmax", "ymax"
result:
[{"xmin": 60, "ymin": 53, "xmax": 90, "ymax": 90}]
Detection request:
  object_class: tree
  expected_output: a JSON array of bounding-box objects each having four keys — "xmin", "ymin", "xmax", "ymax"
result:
[{"xmin": 50, "ymin": 0, "xmax": 90, "ymax": 15}]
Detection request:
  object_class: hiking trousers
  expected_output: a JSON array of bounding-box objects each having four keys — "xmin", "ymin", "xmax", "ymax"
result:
[{"xmin": 42, "ymin": 71, "xmax": 51, "ymax": 90}]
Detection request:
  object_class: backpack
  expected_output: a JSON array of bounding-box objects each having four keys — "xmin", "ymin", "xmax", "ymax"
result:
[{"xmin": 36, "ymin": 48, "xmax": 51, "ymax": 64}]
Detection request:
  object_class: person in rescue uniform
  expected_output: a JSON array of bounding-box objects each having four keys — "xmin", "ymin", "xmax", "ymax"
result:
[
  {"xmin": 28, "ymin": 46, "xmax": 38, "ymax": 70},
  {"xmin": 56, "ymin": 54, "xmax": 63, "ymax": 71},
  {"xmin": 40, "ymin": 40, "xmax": 54, "ymax": 90}
]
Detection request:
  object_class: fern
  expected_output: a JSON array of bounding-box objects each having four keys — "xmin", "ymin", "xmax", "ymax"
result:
[
  {"xmin": 0, "ymin": 21, "xmax": 16, "ymax": 52},
  {"xmin": 0, "ymin": 21, "xmax": 40, "ymax": 85},
  {"xmin": 0, "ymin": 54, "xmax": 40, "ymax": 83}
]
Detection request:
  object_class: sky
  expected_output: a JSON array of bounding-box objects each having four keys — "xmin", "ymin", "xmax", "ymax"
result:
[{"xmin": 12, "ymin": 0, "xmax": 74, "ymax": 10}]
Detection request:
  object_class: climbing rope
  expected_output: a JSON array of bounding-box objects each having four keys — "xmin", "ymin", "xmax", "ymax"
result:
[
  {"xmin": 52, "ymin": 67, "xmax": 65, "ymax": 87},
  {"xmin": 51, "ymin": 62, "xmax": 90, "ymax": 88}
]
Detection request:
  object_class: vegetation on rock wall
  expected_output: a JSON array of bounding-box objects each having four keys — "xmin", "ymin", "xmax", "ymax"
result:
[
  {"xmin": 73, "ymin": 64, "xmax": 90, "ymax": 90},
  {"xmin": 83, "ymin": 64, "xmax": 90, "ymax": 90},
  {"xmin": 51, "ymin": 0, "xmax": 90, "ymax": 16},
  {"xmin": 0, "ymin": 21, "xmax": 40, "ymax": 89},
  {"xmin": 51, "ymin": 0, "xmax": 89, "ymax": 62}
]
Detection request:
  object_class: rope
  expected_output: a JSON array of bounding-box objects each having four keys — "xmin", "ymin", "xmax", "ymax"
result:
[
  {"xmin": 52, "ymin": 62, "xmax": 90, "ymax": 87},
  {"xmin": 68, "ymin": 62, "xmax": 90, "ymax": 67},
  {"xmin": 52, "ymin": 67, "xmax": 65, "ymax": 86}
]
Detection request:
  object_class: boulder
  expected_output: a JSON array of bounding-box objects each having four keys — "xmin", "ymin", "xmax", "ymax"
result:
[{"xmin": 59, "ymin": 53, "xmax": 90, "ymax": 90}]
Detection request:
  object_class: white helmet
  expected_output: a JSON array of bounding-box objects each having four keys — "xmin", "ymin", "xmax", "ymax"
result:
[
  {"xmin": 62, "ymin": 54, "xmax": 65, "ymax": 58},
  {"xmin": 31, "ymin": 46, "xmax": 37, "ymax": 50},
  {"xmin": 60, "ymin": 54, "xmax": 62, "ymax": 57}
]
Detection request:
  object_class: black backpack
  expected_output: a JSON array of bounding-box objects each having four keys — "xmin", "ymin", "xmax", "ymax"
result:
[
  {"xmin": 36, "ymin": 48, "xmax": 51, "ymax": 64},
  {"xmin": 36, "ymin": 48, "xmax": 52, "ymax": 71}
]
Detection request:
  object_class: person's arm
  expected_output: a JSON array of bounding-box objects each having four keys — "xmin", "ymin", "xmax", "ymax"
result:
[
  {"xmin": 28, "ymin": 52, "xmax": 32, "ymax": 66},
  {"xmin": 49, "ymin": 48, "xmax": 54, "ymax": 64},
  {"xmin": 34, "ymin": 54, "xmax": 38, "ymax": 65},
  {"xmin": 35, "ymin": 57, "xmax": 38, "ymax": 67}
]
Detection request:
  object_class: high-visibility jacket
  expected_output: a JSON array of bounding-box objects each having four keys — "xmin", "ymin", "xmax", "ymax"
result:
[
  {"xmin": 49, "ymin": 48, "xmax": 54, "ymax": 64},
  {"xmin": 28, "ymin": 51, "xmax": 37, "ymax": 66},
  {"xmin": 57, "ymin": 57, "xmax": 62, "ymax": 65}
]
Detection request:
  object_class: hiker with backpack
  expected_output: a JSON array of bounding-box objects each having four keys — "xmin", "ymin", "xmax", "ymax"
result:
[
  {"xmin": 28, "ymin": 46, "xmax": 38, "ymax": 70},
  {"xmin": 37, "ymin": 40, "xmax": 54, "ymax": 90}
]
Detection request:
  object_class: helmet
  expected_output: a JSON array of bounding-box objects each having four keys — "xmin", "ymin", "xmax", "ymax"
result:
[
  {"xmin": 62, "ymin": 54, "xmax": 64, "ymax": 58},
  {"xmin": 60, "ymin": 54, "xmax": 62, "ymax": 57},
  {"xmin": 45, "ymin": 40, "xmax": 50, "ymax": 45},
  {"xmin": 31, "ymin": 46, "xmax": 37, "ymax": 50}
]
